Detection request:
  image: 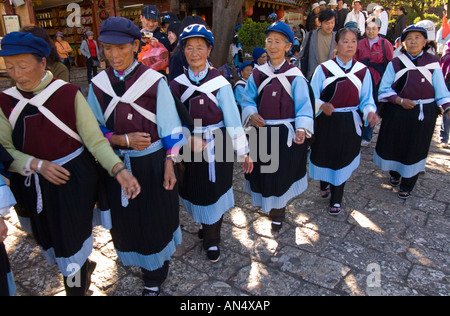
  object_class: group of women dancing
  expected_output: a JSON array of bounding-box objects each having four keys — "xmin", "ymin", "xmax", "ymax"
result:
[{"xmin": 0, "ymin": 17, "xmax": 448, "ymax": 296}]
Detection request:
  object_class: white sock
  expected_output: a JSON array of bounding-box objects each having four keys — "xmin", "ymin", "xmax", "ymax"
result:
[
  {"xmin": 145, "ymin": 286, "xmax": 159, "ymax": 292},
  {"xmin": 208, "ymin": 246, "xmax": 218, "ymax": 251},
  {"xmin": 332, "ymin": 203, "xmax": 341, "ymax": 208},
  {"xmin": 272, "ymin": 221, "xmax": 282, "ymax": 226}
]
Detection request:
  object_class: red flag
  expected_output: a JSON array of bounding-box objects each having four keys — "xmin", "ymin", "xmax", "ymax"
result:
[{"xmin": 443, "ymin": 14, "xmax": 450, "ymax": 39}]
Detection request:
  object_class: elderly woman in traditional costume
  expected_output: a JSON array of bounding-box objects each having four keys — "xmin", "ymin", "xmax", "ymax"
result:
[
  {"xmin": 241, "ymin": 21, "xmax": 314, "ymax": 231},
  {"xmin": 375, "ymin": 25, "xmax": 450, "ymax": 199},
  {"xmin": 87, "ymin": 17, "xmax": 186, "ymax": 296},
  {"xmin": 170, "ymin": 24, "xmax": 250, "ymax": 262},
  {"xmin": 0, "ymin": 32, "xmax": 140, "ymax": 296},
  {"xmin": 310, "ymin": 28, "xmax": 379, "ymax": 215}
]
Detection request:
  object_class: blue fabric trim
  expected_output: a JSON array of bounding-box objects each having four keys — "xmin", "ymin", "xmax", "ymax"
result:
[
  {"xmin": 115, "ymin": 226, "xmax": 182, "ymax": 271},
  {"xmin": 7, "ymin": 271, "xmax": 16, "ymax": 296},
  {"xmin": 99, "ymin": 125, "xmax": 112, "ymax": 135},
  {"xmin": 180, "ymin": 188, "xmax": 234, "ymax": 225},
  {"xmin": 161, "ymin": 132, "xmax": 187, "ymax": 150},
  {"xmin": 309, "ymin": 153, "xmax": 360, "ymax": 186},
  {"xmin": 92, "ymin": 208, "xmax": 112, "ymax": 230},
  {"xmin": 0, "ymin": 184, "xmax": 16, "ymax": 210},
  {"xmin": 373, "ymin": 151, "xmax": 427, "ymax": 178},
  {"xmin": 41, "ymin": 234, "xmax": 93, "ymax": 277},
  {"xmin": 245, "ymin": 175, "xmax": 308, "ymax": 213}
]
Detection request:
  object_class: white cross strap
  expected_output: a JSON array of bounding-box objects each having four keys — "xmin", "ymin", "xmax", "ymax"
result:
[
  {"xmin": 3, "ymin": 80, "xmax": 82, "ymax": 143},
  {"xmin": 395, "ymin": 53, "xmax": 440, "ymax": 85},
  {"xmin": 321, "ymin": 60, "xmax": 366, "ymax": 96},
  {"xmin": 91, "ymin": 68, "xmax": 163, "ymax": 124},
  {"xmin": 256, "ymin": 63, "xmax": 305, "ymax": 100},
  {"xmin": 174, "ymin": 73, "xmax": 230, "ymax": 105}
]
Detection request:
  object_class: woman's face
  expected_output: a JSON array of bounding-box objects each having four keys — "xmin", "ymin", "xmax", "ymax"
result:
[
  {"xmin": 336, "ymin": 30, "xmax": 358, "ymax": 60},
  {"xmin": 103, "ymin": 40, "xmax": 140, "ymax": 72},
  {"xmin": 241, "ymin": 65, "xmax": 253, "ymax": 80},
  {"xmin": 184, "ymin": 37, "xmax": 212, "ymax": 72},
  {"xmin": 5, "ymin": 54, "xmax": 46, "ymax": 91},
  {"xmin": 168, "ymin": 31, "xmax": 178, "ymax": 45},
  {"xmin": 257, "ymin": 52, "xmax": 268, "ymax": 65},
  {"xmin": 365, "ymin": 22, "xmax": 379, "ymax": 40},
  {"xmin": 403, "ymin": 31, "xmax": 427, "ymax": 57},
  {"xmin": 265, "ymin": 32, "xmax": 292, "ymax": 63}
]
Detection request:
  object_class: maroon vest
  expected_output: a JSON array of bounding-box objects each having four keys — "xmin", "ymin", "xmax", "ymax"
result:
[
  {"xmin": 252, "ymin": 62, "xmax": 297, "ymax": 120},
  {"xmin": 0, "ymin": 80, "xmax": 81, "ymax": 161},
  {"xmin": 319, "ymin": 59, "xmax": 367, "ymax": 109},
  {"xmin": 91, "ymin": 64, "xmax": 161, "ymax": 149},
  {"xmin": 390, "ymin": 52, "xmax": 438, "ymax": 100},
  {"xmin": 170, "ymin": 68, "xmax": 224, "ymax": 127}
]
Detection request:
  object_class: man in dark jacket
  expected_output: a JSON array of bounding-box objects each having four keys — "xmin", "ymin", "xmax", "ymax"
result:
[
  {"xmin": 394, "ymin": 7, "xmax": 407, "ymax": 40},
  {"xmin": 140, "ymin": 4, "xmax": 171, "ymax": 51},
  {"xmin": 334, "ymin": 0, "xmax": 349, "ymax": 31}
]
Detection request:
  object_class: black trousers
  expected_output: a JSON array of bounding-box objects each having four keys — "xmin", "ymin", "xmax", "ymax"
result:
[
  {"xmin": 269, "ymin": 207, "xmax": 286, "ymax": 223},
  {"xmin": 202, "ymin": 216, "xmax": 224, "ymax": 250},
  {"xmin": 86, "ymin": 57, "xmax": 99, "ymax": 83},
  {"xmin": 142, "ymin": 261, "xmax": 170, "ymax": 288},
  {"xmin": 389, "ymin": 171, "xmax": 419, "ymax": 192},
  {"xmin": 321, "ymin": 181, "xmax": 346, "ymax": 206}
]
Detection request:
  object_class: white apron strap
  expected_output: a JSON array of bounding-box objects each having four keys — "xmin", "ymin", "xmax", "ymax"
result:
[
  {"xmin": 395, "ymin": 53, "xmax": 440, "ymax": 85},
  {"xmin": 322, "ymin": 60, "xmax": 365, "ymax": 96},
  {"xmin": 175, "ymin": 74, "xmax": 230, "ymax": 105},
  {"xmin": 92, "ymin": 68, "xmax": 163, "ymax": 124},
  {"xmin": 3, "ymin": 80, "xmax": 82, "ymax": 143},
  {"xmin": 256, "ymin": 64, "xmax": 305, "ymax": 100}
]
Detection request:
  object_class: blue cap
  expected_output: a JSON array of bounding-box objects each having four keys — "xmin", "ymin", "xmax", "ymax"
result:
[
  {"xmin": 142, "ymin": 5, "xmax": 159, "ymax": 21},
  {"xmin": 0, "ymin": 32, "xmax": 51, "ymax": 58},
  {"xmin": 252, "ymin": 47, "xmax": 266, "ymax": 61},
  {"xmin": 239, "ymin": 61, "xmax": 253, "ymax": 73},
  {"xmin": 179, "ymin": 24, "xmax": 214, "ymax": 49},
  {"xmin": 99, "ymin": 17, "xmax": 141, "ymax": 45},
  {"xmin": 401, "ymin": 24, "xmax": 428, "ymax": 42},
  {"xmin": 265, "ymin": 21, "xmax": 295, "ymax": 44},
  {"xmin": 344, "ymin": 21, "xmax": 359, "ymax": 32}
]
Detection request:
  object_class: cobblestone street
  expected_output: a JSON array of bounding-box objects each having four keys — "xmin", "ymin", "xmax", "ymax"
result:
[{"xmin": 2, "ymin": 73, "xmax": 450, "ymax": 296}]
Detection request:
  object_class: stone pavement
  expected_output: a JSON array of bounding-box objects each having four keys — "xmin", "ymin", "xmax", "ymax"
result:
[{"xmin": 2, "ymin": 71, "xmax": 450, "ymax": 296}]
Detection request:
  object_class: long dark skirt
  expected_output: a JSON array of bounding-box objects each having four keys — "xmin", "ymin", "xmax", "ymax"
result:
[
  {"xmin": 179, "ymin": 127, "xmax": 235, "ymax": 225},
  {"xmin": 309, "ymin": 112, "xmax": 362, "ymax": 186},
  {"xmin": 245, "ymin": 123, "xmax": 309, "ymax": 213},
  {"xmin": 0, "ymin": 243, "xmax": 15, "ymax": 296},
  {"xmin": 105, "ymin": 148, "xmax": 181, "ymax": 272},
  {"xmin": 374, "ymin": 101, "xmax": 440, "ymax": 178},
  {"xmin": 10, "ymin": 149, "xmax": 98, "ymax": 277}
]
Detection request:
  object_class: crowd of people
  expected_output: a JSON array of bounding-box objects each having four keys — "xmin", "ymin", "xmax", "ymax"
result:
[{"xmin": 0, "ymin": 1, "xmax": 449, "ymax": 297}]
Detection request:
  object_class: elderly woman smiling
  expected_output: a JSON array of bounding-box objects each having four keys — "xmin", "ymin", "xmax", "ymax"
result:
[
  {"xmin": 241, "ymin": 22, "xmax": 314, "ymax": 231},
  {"xmin": 375, "ymin": 25, "xmax": 450, "ymax": 199},
  {"xmin": 0, "ymin": 31, "xmax": 140, "ymax": 296},
  {"xmin": 170, "ymin": 24, "xmax": 250, "ymax": 262}
]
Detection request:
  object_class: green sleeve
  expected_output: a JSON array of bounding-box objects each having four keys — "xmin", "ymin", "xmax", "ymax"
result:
[{"xmin": 75, "ymin": 91, "xmax": 122, "ymax": 176}]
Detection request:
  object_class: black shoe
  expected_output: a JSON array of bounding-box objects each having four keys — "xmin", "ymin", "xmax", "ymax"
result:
[
  {"xmin": 207, "ymin": 247, "xmax": 220, "ymax": 263},
  {"xmin": 328, "ymin": 204, "xmax": 342, "ymax": 216},
  {"xmin": 389, "ymin": 176, "xmax": 400, "ymax": 187},
  {"xmin": 271, "ymin": 221, "xmax": 283, "ymax": 232},
  {"xmin": 398, "ymin": 190, "xmax": 411, "ymax": 200},
  {"xmin": 142, "ymin": 288, "xmax": 160, "ymax": 296},
  {"xmin": 198, "ymin": 228, "xmax": 204, "ymax": 239}
]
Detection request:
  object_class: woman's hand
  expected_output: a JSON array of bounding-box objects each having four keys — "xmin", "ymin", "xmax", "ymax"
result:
[
  {"xmin": 189, "ymin": 135, "xmax": 207, "ymax": 153},
  {"xmin": 163, "ymin": 160, "xmax": 177, "ymax": 191},
  {"xmin": 367, "ymin": 112, "xmax": 380, "ymax": 127},
  {"xmin": 321, "ymin": 103, "xmax": 335, "ymax": 116},
  {"xmin": 249, "ymin": 113, "xmax": 266, "ymax": 128},
  {"xmin": 242, "ymin": 155, "xmax": 254, "ymax": 174},
  {"xmin": 32, "ymin": 159, "xmax": 70, "ymax": 185},
  {"xmin": 112, "ymin": 133, "xmax": 151, "ymax": 151},
  {"xmin": 113, "ymin": 164, "xmax": 141, "ymax": 200},
  {"xmin": 293, "ymin": 129, "xmax": 306, "ymax": 145},
  {"xmin": 0, "ymin": 218, "xmax": 8, "ymax": 243},
  {"xmin": 397, "ymin": 97, "xmax": 416, "ymax": 110}
]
